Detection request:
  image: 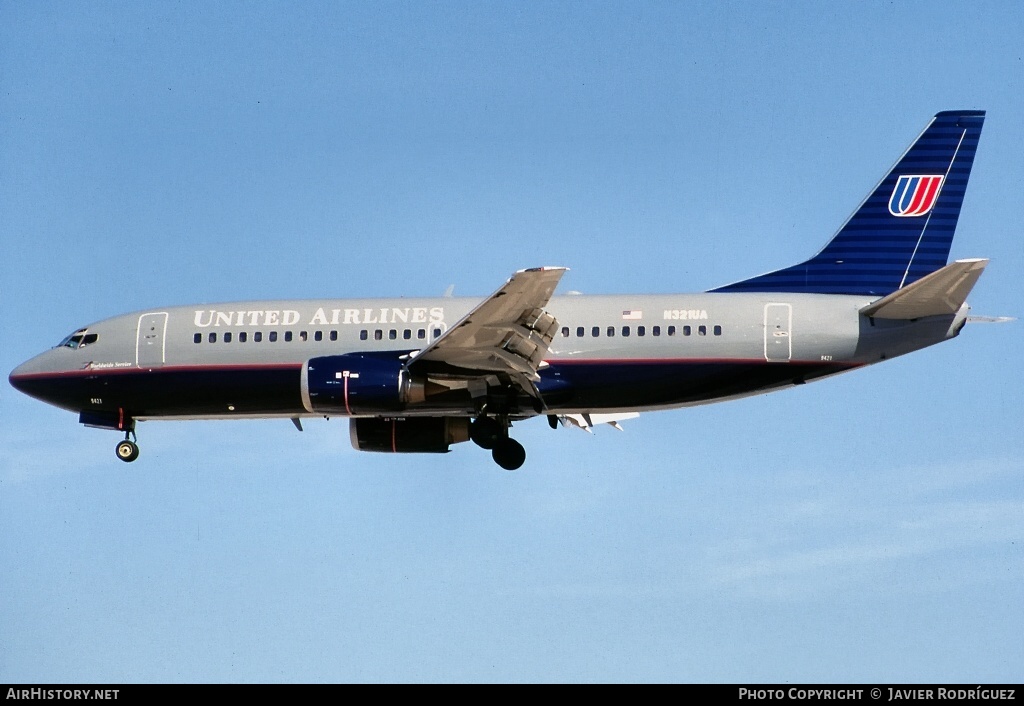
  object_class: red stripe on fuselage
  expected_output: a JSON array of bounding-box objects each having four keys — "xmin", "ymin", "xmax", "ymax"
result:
[
  {"xmin": 546, "ymin": 357, "xmax": 844, "ymax": 366},
  {"xmin": 9, "ymin": 362, "xmax": 304, "ymax": 380},
  {"xmin": 8, "ymin": 358, "xmax": 859, "ymax": 385}
]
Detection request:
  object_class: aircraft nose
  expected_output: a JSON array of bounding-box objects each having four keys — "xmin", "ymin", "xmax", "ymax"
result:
[
  {"xmin": 9, "ymin": 359, "xmax": 33, "ymax": 394},
  {"xmin": 10, "ymin": 350, "xmax": 85, "ymax": 412},
  {"xmin": 9, "ymin": 353, "xmax": 51, "ymax": 398}
]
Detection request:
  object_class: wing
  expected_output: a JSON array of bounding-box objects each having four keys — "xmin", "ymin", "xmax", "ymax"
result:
[{"xmin": 407, "ymin": 267, "xmax": 567, "ymax": 396}]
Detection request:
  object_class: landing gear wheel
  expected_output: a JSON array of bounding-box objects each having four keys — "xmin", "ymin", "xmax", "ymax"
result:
[
  {"xmin": 116, "ymin": 439, "xmax": 139, "ymax": 463},
  {"xmin": 470, "ymin": 417, "xmax": 504, "ymax": 450},
  {"xmin": 491, "ymin": 438, "xmax": 526, "ymax": 471}
]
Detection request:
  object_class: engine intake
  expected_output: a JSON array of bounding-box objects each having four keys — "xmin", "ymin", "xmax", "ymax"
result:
[
  {"xmin": 350, "ymin": 417, "xmax": 470, "ymax": 453},
  {"xmin": 302, "ymin": 354, "xmax": 426, "ymax": 415}
]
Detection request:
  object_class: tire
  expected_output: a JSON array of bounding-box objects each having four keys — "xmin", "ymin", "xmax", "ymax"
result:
[
  {"xmin": 116, "ymin": 440, "xmax": 139, "ymax": 463},
  {"xmin": 470, "ymin": 417, "xmax": 503, "ymax": 450},
  {"xmin": 491, "ymin": 438, "xmax": 526, "ymax": 471}
]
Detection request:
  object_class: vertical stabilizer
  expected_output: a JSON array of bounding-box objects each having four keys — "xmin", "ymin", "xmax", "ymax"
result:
[{"xmin": 713, "ymin": 111, "xmax": 985, "ymax": 296}]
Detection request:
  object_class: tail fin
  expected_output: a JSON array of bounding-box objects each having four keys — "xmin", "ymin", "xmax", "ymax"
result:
[{"xmin": 712, "ymin": 110, "xmax": 985, "ymax": 296}]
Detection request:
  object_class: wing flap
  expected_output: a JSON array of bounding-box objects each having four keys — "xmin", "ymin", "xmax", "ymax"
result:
[
  {"xmin": 409, "ymin": 267, "xmax": 567, "ymax": 383},
  {"xmin": 559, "ymin": 412, "xmax": 641, "ymax": 432},
  {"xmin": 860, "ymin": 258, "xmax": 988, "ymax": 320}
]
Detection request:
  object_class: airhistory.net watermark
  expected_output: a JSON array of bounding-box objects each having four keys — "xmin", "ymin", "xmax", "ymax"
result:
[{"xmin": 6, "ymin": 690, "xmax": 118, "ymax": 701}]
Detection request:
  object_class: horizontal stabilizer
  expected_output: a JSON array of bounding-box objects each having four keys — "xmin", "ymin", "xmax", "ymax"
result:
[{"xmin": 860, "ymin": 259, "xmax": 988, "ymax": 319}]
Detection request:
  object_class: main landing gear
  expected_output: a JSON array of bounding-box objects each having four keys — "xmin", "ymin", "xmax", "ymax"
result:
[
  {"xmin": 115, "ymin": 431, "xmax": 140, "ymax": 463},
  {"xmin": 470, "ymin": 416, "xmax": 526, "ymax": 471}
]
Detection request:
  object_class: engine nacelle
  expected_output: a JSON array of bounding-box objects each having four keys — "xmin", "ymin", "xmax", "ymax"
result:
[
  {"xmin": 349, "ymin": 417, "xmax": 470, "ymax": 453},
  {"xmin": 302, "ymin": 354, "xmax": 426, "ymax": 415}
]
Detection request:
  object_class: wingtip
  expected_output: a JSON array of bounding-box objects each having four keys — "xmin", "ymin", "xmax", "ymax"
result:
[
  {"xmin": 519, "ymin": 266, "xmax": 570, "ymax": 273},
  {"xmin": 953, "ymin": 258, "xmax": 989, "ymax": 265}
]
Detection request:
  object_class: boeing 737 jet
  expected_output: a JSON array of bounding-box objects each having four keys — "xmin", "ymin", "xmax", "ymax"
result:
[{"xmin": 10, "ymin": 111, "xmax": 990, "ymax": 470}]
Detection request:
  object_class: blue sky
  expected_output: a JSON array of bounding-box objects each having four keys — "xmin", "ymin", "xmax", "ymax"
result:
[{"xmin": 2, "ymin": 1, "xmax": 1022, "ymax": 683}]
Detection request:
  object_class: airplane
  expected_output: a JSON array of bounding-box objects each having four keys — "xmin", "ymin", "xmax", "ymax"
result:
[{"xmin": 9, "ymin": 110, "xmax": 990, "ymax": 471}]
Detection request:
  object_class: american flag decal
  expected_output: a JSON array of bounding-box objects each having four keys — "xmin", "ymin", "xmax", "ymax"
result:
[
  {"xmin": 888, "ymin": 175, "xmax": 944, "ymax": 217},
  {"xmin": 621, "ymin": 310, "xmax": 642, "ymax": 320}
]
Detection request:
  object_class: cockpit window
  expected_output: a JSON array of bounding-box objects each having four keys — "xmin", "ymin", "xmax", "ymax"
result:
[{"xmin": 57, "ymin": 329, "xmax": 98, "ymax": 349}]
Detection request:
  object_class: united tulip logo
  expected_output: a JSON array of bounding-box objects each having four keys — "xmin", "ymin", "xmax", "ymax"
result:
[{"xmin": 888, "ymin": 175, "xmax": 944, "ymax": 217}]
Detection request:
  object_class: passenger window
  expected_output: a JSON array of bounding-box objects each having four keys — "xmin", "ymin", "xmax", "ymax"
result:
[
  {"xmin": 683, "ymin": 326, "xmax": 691, "ymax": 336},
  {"xmin": 607, "ymin": 326, "xmax": 615, "ymax": 337},
  {"xmin": 374, "ymin": 330, "xmax": 383, "ymax": 341},
  {"xmin": 638, "ymin": 326, "xmax": 645, "ymax": 336},
  {"xmin": 194, "ymin": 333, "xmax": 201, "ymax": 344},
  {"xmin": 653, "ymin": 326, "xmax": 661, "ymax": 336},
  {"xmin": 330, "ymin": 331, "xmax": 338, "ymax": 341},
  {"xmin": 299, "ymin": 331, "xmax": 308, "ymax": 342},
  {"xmin": 668, "ymin": 326, "xmax": 676, "ymax": 336},
  {"xmin": 622, "ymin": 326, "xmax": 630, "ymax": 337},
  {"xmin": 561, "ymin": 327, "xmax": 569, "ymax": 337},
  {"xmin": 224, "ymin": 332, "xmax": 232, "ymax": 343},
  {"xmin": 254, "ymin": 332, "xmax": 262, "ymax": 342},
  {"xmin": 208, "ymin": 332, "xmax": 217, "ymax": 343},
  {"xmin": 403, "ymin": 329, "xmax": 411, "ymax": 340},
  {"xmin": 592, "ymin": 327, "xmax": 600, "ymax": 337},
  {"xmin": 284, "ymin": 331, "xmax": 292, "ymax": 342},
  {"xmin": 433, "ymin": 328, "xmax": 441, "ymax": 339},
  {"xmin": 359, "ymin": 330, "xmax": 368, "ymax": 341},
  {"xmin": 714, "ymin": 325, "xmax": 722, "ymax": 336},
  {"xmin": 417, "ymin": 329, "xmax": 426, "ymax": 339},
  {"xmin": 239, "ymin": 332, "xmax": 247, "ymax": 343},
  {"xmin": 389, "ymin": 330, "xmax": 397, "ymax": 340},
  {"xmin": 576, "ymin": 327, "xmax": 584, "ymax": 337},
  {"xmin": 269, "ymin": 331, "xmax": 278, "ymax": 342},
  {"xmin": 698, "ymin": 325, "xmax": 707, "ymax": 336}
]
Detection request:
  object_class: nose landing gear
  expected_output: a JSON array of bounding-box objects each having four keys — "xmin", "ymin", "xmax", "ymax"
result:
[{"xmin": 115, "ymin": 431, "xmax": 139, "ymax": 463}]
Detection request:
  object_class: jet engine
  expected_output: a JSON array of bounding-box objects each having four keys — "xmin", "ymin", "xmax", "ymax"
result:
[
  {"xmin": 302, "ymin": 354, "xmax": 427, "ymax": 415},
  {"xmin": 349, "ymin": 417, "xmax": 470, "ymax": 453}
]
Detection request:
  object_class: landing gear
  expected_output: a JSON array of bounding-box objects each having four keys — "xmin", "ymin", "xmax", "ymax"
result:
[
  {"xmin": 115, "ymin": 428, "xmax": 139, "ymax": 463},
  {"xmin": 471, "ymin": 416, "xmax": 526, "ymax": 470},
  {"xmin": 491, "ymin": 437, "xmax": 526, "ymax": 471},
  {"xmin": 116, "ymin": 439, "xmax": 139, "ymax": 462},
  {"xmin": 469, "ymin": 416, "xmax": 504, "ymax": 450}
]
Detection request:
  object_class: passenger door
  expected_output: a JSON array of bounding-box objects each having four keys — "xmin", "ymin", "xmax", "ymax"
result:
[{"xmin": 136, "ymin": 312, "xmax": 168, "ymax": 367}]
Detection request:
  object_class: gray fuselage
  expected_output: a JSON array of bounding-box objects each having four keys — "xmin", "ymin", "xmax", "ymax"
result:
[{"xmin": 9, "ymin": 291, "xmax": 967, "ymax": 422}]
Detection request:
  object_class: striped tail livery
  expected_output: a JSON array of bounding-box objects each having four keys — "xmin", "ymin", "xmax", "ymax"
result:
[{"xmin": 713, "ymin": 110, "xmax": 985, "ymax": 296}]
